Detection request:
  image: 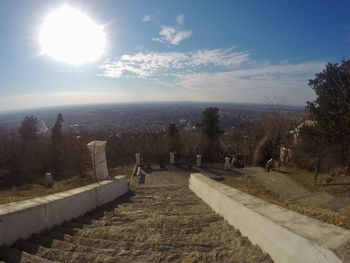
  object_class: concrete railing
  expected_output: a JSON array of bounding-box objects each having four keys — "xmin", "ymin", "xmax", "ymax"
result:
[
  {"xmin": 189, "ymin": 173, "xmax": 350, "ymax": 263},
  {"xmin": 0, "ymin": 175, "xmax": 128, "ymax": 246}
]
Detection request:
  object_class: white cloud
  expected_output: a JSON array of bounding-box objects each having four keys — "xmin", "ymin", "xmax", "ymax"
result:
[
  {"xmin": 142, "ymin": 15, "xmax": 152, "ymax": 22},
  {"xmin": 98, "ymin": 47, "xmax": 326, "ymax": 105},
  {"xmin": 178, "ymin": 62, "xmax": 324, "ymax": 90},
  {"xmin": 0, "ymin": 91, "xmax": 193, "ymax": 112},
  {"xmin": 153, "ymin": 26, "xmax": 192, "ymax": 45},
  {"xmin": 191, "ymin": 49, "xmax": 250, "ymax": 67},
  {"xmin": 153, "ymin": 14, "xmax": 192, "ymax": 45},
  {"xmin": 99, "ymin": 49, "xmax": 250, "ymax": 78},
  {"xmin": 176, "ymin": 14, "xmax": 185, "ymax": 25},
  {"xmin": 0, "ymin": 92, "xmax": 130, "ymax": 111},
  {"xmin": 176, "ymin": 62, "xmax": 325, "ymax": 105}
]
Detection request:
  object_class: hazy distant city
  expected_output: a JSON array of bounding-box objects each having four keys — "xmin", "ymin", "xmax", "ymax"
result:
[{"xmin": 0, "ymin": 102, "xmax": 303, "ymax": 134}]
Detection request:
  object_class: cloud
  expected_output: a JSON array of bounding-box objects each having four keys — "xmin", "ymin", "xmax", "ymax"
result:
[
  {"xmin": 191, "ymin": 49, "xmax": 250, "ymax": 67},
  {"xmin": 0, "ymin": 90, "xmax": 196, "ymax": 112},
  {"xmin": 176, "ymin": 14, "xmax": 185, "ymax": 25},
  {"xmin": 177, "ymin": 62, "xmax": 325, "ymax": 90},
  {"xmin": 0, "ymin": 92, "xmax": 131, "ymax": 111},
  {"xmin": 176, "ymin": 61, "xmax": 325, "ymax": 105},
  {"xmin": 153, "ymin": 26, "xmax": 192, "ymax": 45},
  {"xmin": 142, "ymin": 15, "xmax": 152, "ymax": 22},
  {"xmin": 153, "ymin": 14, "xmax": 192, "ymax": 45},
  {"xmin": 99, "ymin": 48, "xmax": 325, "ymax": 105},
  {"xmin": 99, "ymin": 49, "xmax": 251, "ymax": 78}
]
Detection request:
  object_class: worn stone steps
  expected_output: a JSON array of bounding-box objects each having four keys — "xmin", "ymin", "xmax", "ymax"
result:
[
  {"xmin": 28, "ymin": 234, "xmax": 117, "ymax": 256},
  {"xmin": 1, "ymin": 170, "xmax": 272, "ymax": 263},
  {"xmin": 41, "ymin": 231, "xmax": 119, "ymax": 250},
  {"xmin": 0, "ymin": 247, "xmax": 58, "ymax": 263},
  {"xmin": 13, "ymin": 240, "xmax": 120, "ymax": 263}
]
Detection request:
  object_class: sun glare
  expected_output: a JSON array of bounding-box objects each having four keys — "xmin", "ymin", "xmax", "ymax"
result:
[{"xmin": 39, "ymin": 6, "xmax": 105, "ymax": 65}]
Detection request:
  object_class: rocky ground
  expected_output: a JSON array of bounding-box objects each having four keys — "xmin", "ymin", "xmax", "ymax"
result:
[{"xmin": 0, "ymin": 166, "xmax": 272, "ymax": 263}]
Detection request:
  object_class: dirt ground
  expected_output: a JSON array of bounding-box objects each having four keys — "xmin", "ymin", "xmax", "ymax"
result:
[
  {"xmin": 209, "ymin": 166, "xmax": 350, "ymax": 229},
  {"xmin": 0, "ymin": 167, "xmax": 273, "ymax": 263}
]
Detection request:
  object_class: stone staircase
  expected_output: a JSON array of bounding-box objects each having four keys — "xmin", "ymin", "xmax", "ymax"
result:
[{"xmin": 0, "ymin": 170, "xmax": 272, "ymax": 263}]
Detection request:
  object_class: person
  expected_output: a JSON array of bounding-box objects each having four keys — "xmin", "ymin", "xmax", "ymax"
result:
[
  {"xmin": 266, "ymin": 158, "xmax": 273, "ymax": 172},
  {"xmin": 136, "ymin": 166, "xmax": 146, "ymax": 186},
  {"xmin": 230, "ymin": 155, "xmax": 237, "ymax": 168},
  {"xmin": 237, "ymin": 153, "xmax": 244, "ymax": 168},
  {"xmin": 231, "ymin": 153, "xmax": 244, "ymax": 168}
]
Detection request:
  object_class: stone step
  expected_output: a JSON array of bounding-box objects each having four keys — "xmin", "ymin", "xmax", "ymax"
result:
[
  {"xmin": 50, "ymin": 226, "xmax": 76, "ymax": 236},
  {"xmin": 28, "ymin": 234, "xmax": 117, "ymax": 256},
  {"xmin": 41, "ymin": 231, "xmax": 120, "ymax": 250},
  {"xmin": 13, "ymin": 240, "xmax": 120, "ymax": 263},
  {"xmin": 0, "ymin": 247, "xmax": 58, "ymax": 263}
]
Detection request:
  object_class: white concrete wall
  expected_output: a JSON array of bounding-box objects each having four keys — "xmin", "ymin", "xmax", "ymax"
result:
[
  {"xmin": 189, "ymin": 173, "xmax": 350, "ymax": 263},
  {"xmin": 0, "ymin": 175, "xmax": 128, "ymax": 247}
]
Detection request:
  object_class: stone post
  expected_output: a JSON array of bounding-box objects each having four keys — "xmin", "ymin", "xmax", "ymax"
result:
[
  {"xmin": 170, "ymin": 152, "xmax": 175, "ymax": 164},
  {"xmin": 87, "ymin": 141, "xmax": 109, "ymax": 181},
  {"xmin": 224, "ymin": 157, "xmax": 231, "ymax": 169},
  {"xmin": 196, "ymin": 154, "xmax": 202, "ymax": 168},
  {"xmin": 45, "ymin": 172, "xmax": 54, "ymax": 186},
  {"xmin": 135, "ymin": 153, "xmax": 141, "ymax": 166}
]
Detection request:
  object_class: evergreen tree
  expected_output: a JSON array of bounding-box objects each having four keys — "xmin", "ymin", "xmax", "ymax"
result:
[
  {"xmin": 199, "ymin": 107, "xmax": 223, "ymax": 141},
  {"xmin": 166, "ymin": 122, "xmax": 180, "ymax": 152},
  {"xmin": 18, "ymin": 116, "xmax": 37, "ymax": 141},
  {"xmin": 51, "ymin": 113, "xmax": 64, "ymax": 174},
  {"xmin": 199, "ymin": 107, "xmax": 223, "ymax": 161},
  {"xmin": 307, "ymin": 60, "xmax": 350, "ymax": 169}
]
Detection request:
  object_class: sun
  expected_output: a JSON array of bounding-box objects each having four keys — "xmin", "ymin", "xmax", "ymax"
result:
[{"xmin": 39, "ymin": 6, "xmax": 105, "ymax": 65}]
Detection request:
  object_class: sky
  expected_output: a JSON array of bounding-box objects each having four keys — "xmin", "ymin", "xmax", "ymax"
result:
[{"xmin": 0, "ymin": 0, "xmax": 350, "ymax": 111}]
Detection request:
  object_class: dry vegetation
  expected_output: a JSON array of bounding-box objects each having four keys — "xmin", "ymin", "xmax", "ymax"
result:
[
  {"xmin": 279, "ymin": 168, "xmax": 350, "ymax": 196},
  {"xmin": 222, "ymin": 173, "xmax": 350, "ymax": 229},
  {"xmin": 0, "ymin": 175, "xmax": 94, "ymax": 204},
  {"xmin": 0, "ymin": 165, "xmax": 134, "ymax": 205}
]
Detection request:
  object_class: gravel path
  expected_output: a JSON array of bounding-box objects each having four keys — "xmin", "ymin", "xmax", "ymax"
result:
[{"xmin": 0, "ymin": 168, "xmax": 272, "ymax": 263}]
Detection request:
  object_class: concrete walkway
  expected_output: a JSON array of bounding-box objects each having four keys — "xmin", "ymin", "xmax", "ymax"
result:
[{"xmin": 0, "ymin": 169, "xmax": 272, "ymax": 263}]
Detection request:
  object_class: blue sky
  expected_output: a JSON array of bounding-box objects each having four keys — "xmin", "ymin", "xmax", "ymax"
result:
[{"xmin": 0, "ymin": 0, "xmax": 349, "ymax": 111}]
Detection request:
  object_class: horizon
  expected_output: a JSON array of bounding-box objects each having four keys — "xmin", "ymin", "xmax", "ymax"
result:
[
  {"xmin": 0, "ymin": 101, "xmax": 304, "ymax": 115},
  {"xmin": 1, "ymin": 0, "xmax": 349, "ymax": 110}
]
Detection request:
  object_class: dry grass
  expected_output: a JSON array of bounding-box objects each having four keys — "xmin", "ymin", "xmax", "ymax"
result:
[
  {"xmin": 109, "ymin": 165, "xmax": 134, "ymax": 178},
  {"xmin": 280, "ymin": 167, "xmax": 350, "ymax": 196},
  {"xmin": 283, "ymin": 168, "xmax": 319, "ymax": 191},
  {"xmin": 222, "ymin": 175, "xmax": 350, "ymax": 229},
  {"xmin": 0, "ymin": 175, "xmax": 94, "ymax": 205},
  {"xmin": 0, "ymin": 165, "xmax": 134, "ymax": 205}
]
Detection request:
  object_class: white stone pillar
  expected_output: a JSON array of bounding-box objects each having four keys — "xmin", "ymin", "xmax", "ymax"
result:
[
  {"xmin": 224, "ymin": 157, "xmax": 231, "ymax": 169},
  {"xmin": 196, "ymin": 154, "xmax": 202, "ymax": 167},
  {"xmin": 135, "ymin": 153, "xmax": 141, "ymax": 166},
  {"xmin": 45, "ymin": 172, "xmax": 54, "ymax": 186},
  {"xmin": 170, "ymin": 152, "xmax": 175, "ymax": 164},
  {"xmin": 87, "ymin": 141, "xmax": 109, "ymax": 181}
]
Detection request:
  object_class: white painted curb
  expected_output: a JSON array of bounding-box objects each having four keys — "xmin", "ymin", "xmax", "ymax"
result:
[
  {"xmin": 0, "ymin": 175, "xmax": 128, "ymax": 246},
  {"xmin": 189, "ymin": 173, "xmax": 350, "ymax": 263}
]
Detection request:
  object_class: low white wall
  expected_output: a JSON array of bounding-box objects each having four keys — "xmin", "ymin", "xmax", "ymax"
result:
[
  {"xmin": 189, "ymin": 173, "xmax": 350, "ymax": 263},
  {"xmin": 0, "ymin": 175, "xmax": 128, "ymax": 246}
]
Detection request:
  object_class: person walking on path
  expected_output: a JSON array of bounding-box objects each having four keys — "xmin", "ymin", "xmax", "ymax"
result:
[
  {"xmin": 136, "ymin": 166, "xmax": 146, "ymax": 186},
  {"xmin": 266, "ymin": 158, "xmax": 273, "ymax": 172}
]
